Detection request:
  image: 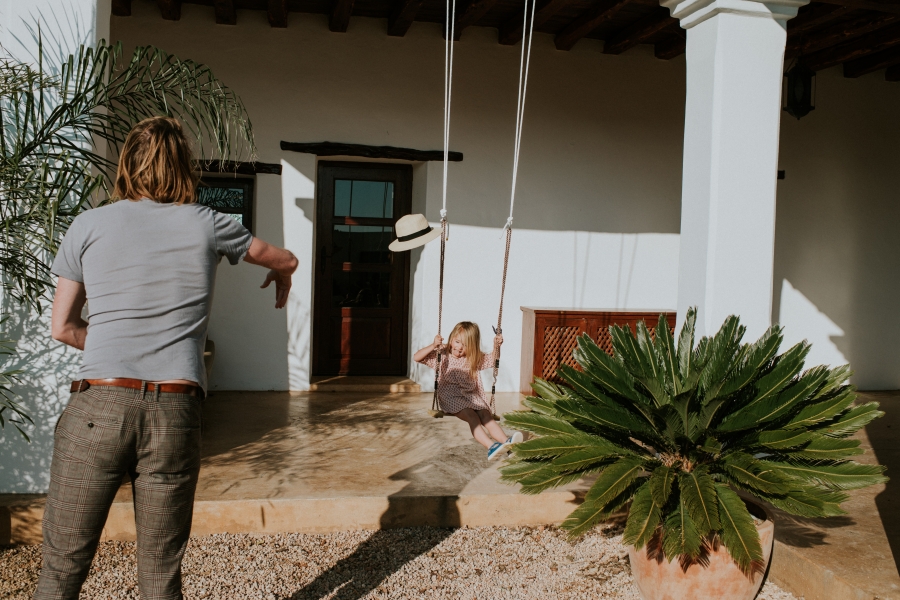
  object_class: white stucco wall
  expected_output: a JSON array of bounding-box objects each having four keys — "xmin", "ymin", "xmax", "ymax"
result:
[
  {"xmin": 0, "ymin": 0, "xmax": 110, "ymax": 491},
  {"xmin": 774, "ymin": 66, "xmax": 900, "ymax": 390},
  {"xmin": 110, "ymin": 3, "xmax": 686, "ymax": 394}
]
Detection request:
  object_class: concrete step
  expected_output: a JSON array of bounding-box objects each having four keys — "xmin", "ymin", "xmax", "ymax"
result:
[
  {"xmin": 2, "ymin": 490, "xmax": 583, "ymax": 544},
  {"xmin": 309, "ymin": 376, "xmax": 421, "ymax": 393}
]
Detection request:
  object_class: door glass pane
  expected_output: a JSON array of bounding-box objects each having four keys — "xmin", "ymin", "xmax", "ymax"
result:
[
  {"xmin": 332, "ymin": 271, "xmax": 391, "ymax": 308},
  {"xmin": 333, "ymin": 225, "xmax": 393, "ymax": 264},
  {"xmin": 334, "ymin": 180, "xmax": 394, "ymax": 218}
]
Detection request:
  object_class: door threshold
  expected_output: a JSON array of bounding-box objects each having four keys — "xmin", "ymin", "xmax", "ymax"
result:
[{"xmin": 309, "ymin": 375, "xmax": 422, "ymax": 393}]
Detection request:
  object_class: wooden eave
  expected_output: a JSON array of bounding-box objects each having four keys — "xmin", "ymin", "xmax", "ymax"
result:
[{"xmin": 116, "ymin": 0, "xmax": 900, "ymax": 78}]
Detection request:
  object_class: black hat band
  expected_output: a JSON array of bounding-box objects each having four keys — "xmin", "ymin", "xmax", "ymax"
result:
[{"xmin": 397, "ymin": 225, "xmax": 433, "ymax": 242}]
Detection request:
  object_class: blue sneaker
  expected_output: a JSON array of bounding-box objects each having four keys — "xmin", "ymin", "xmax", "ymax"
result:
[
  {"xmin": 508, "ymin": 431, "xmax": 524, "ymax": 445},
  {"xmin": 488, "ymin": 441, "xmax": 506, "ymax": 461}
]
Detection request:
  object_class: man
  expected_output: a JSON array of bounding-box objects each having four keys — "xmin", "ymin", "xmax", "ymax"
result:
[{"xmin": 36, "ymin": 116, "xmax": 298, "ymax": 600}]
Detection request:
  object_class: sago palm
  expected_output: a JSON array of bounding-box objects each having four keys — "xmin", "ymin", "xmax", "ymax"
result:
[{"xmin": 500, "ymin": 308, "xmax": 887, "ymax": 573}]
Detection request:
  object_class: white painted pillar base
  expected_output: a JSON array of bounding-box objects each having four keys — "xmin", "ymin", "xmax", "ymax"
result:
[{"xmin": 663, "ymin": 0, "xmax": 807, "ymax": 338}]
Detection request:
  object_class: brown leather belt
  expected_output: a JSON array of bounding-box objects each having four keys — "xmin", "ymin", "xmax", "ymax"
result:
[{"xmin": 71, "ymin": 378, "xmax": 202, "ymax": 397}]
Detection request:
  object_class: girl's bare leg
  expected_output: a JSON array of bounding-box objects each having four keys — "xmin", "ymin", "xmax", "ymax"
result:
[
  {"xmin": 477, "ymin": 409, "xmax": 508, "ymax": 443},
  {"xmin": 454, "ymin": 409, "xmax": 493, "ymax": 449}
]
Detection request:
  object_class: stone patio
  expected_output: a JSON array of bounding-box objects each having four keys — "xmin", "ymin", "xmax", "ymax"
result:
[{"xmin": 2, "ymin": 389, "xmax": 899, "ymax": 600}]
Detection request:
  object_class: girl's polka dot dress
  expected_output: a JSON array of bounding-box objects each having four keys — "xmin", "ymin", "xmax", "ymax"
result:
[{"xmin": 420, "ymin": 350, "xmax": 495, "ymax": 415}]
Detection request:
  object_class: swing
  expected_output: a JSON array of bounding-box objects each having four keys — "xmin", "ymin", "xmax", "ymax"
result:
[{"xmin": 391, "ymin": 0, "xmax": 537, "ymax": 419}]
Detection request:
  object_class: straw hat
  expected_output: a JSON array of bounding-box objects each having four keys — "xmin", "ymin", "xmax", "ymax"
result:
[{"xmin": 389, "ymin": 214, "xmax": 442, "ymax": 252}]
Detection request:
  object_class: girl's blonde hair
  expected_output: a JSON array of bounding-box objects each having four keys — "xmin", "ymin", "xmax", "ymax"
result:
[
  {"xmin": 448, "ymin": 321, "xmax": 485, "ymax": 380},
  {"xmin": 113, "ymin": 116, "xmax": 198, "ymax": 205}
]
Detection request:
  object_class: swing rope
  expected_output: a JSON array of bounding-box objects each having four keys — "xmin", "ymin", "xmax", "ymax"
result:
[
  {"xmin": 489, "ymin": 0, "xmax": 536, "ymax": 415},
  {"xmin": 432, "ymin": 0, "xmax": 458, "ymax": 417}
]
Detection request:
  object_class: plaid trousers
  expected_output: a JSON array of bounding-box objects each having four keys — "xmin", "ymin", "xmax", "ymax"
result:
[{"xmin": 35, "ymin": 385, "xmax": 203, "ymax": 600}]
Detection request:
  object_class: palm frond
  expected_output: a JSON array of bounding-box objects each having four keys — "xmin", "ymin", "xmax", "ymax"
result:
[
  {"xmin": 715, "ymin": 484, "xmax": 763, "ymax": 574},
  {"xmin": 622, "ymin": 483, "xmax": 661, "ymax": 549}
]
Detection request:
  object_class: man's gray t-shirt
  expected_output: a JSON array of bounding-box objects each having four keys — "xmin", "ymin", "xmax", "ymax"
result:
[{"xmin": 51, "ymin": 199, "xmax": 253, "ymax": 391}]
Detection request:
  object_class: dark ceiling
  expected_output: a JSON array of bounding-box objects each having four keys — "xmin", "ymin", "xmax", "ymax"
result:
[{"xmin": 113, "ymin": 0, "xmax": 900, "ymax": 80}]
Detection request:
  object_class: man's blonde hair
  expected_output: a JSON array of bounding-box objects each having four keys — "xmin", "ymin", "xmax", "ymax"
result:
[
  {"xmin": 448, "ymin": 321, "xmax": 484, "ymax": 380},
  {"xmin": 113, "ymin": 116, "xmax": 198, "ymax": 205}
]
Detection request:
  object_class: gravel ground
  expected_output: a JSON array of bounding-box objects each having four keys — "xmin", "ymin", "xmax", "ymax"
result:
[{"xmin": 2, "ymin": 525, "xmax": 798, "ymax": 600}]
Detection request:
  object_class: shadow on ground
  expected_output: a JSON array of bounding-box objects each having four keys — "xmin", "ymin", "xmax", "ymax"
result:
[
  {"xmin": 867, "ymin": 392, "xmax": 900, "ymax": 574},
  {"xmin": 287, "ymin": 443, "xmax": 487, "ymax": 600}
]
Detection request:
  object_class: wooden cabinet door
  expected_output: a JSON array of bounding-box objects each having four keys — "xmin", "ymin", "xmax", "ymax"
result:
[{"xmin": 312, "ymin": 162, "xmax": 412, "ymax": 376}]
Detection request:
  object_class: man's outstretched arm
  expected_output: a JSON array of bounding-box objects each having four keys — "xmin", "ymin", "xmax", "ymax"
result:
[{"xmin": 243, "ymin": 238, "xmax": 299, "ymax": 309}]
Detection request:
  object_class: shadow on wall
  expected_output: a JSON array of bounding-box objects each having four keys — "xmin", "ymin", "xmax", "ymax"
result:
[
  {"xmin": 0, "ymin": 300, "xmax": 81, "ymax": 493},
  {"xmin": 774, "ymin": 68, "xmax": 900, "ymax": 390}
]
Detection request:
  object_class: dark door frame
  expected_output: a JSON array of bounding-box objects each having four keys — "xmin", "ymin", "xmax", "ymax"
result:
[{"xmin": 312, "ymin": 161, "xmax": 413, "ymax": 376}]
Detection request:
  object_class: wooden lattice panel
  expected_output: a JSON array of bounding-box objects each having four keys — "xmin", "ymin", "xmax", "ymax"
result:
[
  {"xmin": 542, "ymin": 326, "xmax": 581, "ymax": 381},
  {"xmin": 594, "ymin": 327, "xmax": 615, "ymax": 356},
  {"xmin": 521, "ymin": 310, "xmax": 677, "ymax": 393}
]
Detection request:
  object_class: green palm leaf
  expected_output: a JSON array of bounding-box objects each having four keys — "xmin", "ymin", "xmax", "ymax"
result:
[
  {"xmin": 716, "ymin": 484, "xmax": 763, "ymax": 574},
  {"xmin": 722, "ymin": 453, "xmax": 793, "ymax": 495},
  {"xmin": 562, "ymin": 481, "xmax": 642, "ymax": 538},
  {"xmin": 815, "ymin": 402, "xmax": 884, "ymax": 438},
  {"xmin": 623, "ymin": 483, "xmax": 660, "ymax": 549},
  {"xmin": 502, "ymin": 412, "xmax": 579, "ymax": 437},
  {"xmin": 517, "ymin": 467, "xmax": 586, "ymax": 495},
  {"xmin": 785, "ymin": 388, "xmax": 856, "ymax": 430},
  {"xmin": 756, "ymin": 429, "xmax": 814, "ymax": 450},
  {"xmin": 662, "ymin": 498, "xmax": 702, "ymax": 560},
  {"xmin": 649, "ymin": 465, "xmax": 676, "ymax": 507},
  {"xmin": 783, "ymin": 436, "xmax": 863, "ymax": 460},
  {"xmin": 679, "ymin": 468, "xmax": 720, "ymax": 534},
  {"xmin": 765, "ymin": 460, "xmax": 887, "ymax": 491},
  {"xmin": 574, "ymin": 334, "xmax": 642, "ymax": 404},
  {"xmin": 766, "ymin": 489, "xmax": 848, "ymax": 518},
  {"xmin": 511, "ymin": 434, "xmax": 600, "ymax": 459}
]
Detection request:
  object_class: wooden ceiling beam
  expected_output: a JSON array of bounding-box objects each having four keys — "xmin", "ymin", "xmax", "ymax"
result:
[
  {"xmin": 603, "ymin": 8, "xmax": 675, "ymax": 55},
  {"xmin": 787, "ymin": 13, "xmax": 900, "ymax": 58},
  {"xmin": 112, "ymin": 0, "xmax": 132, "ymax": 17},
  {"xmin": 268, "ymin": 0, "xmax": 287, "ymax": 27},
  {"xmin": 812, "ymin": 0, "xmax": 900, "ymax": 16},
  {"xmin": 788, "ymin": 3, "xmax": 853, "ymax": 35},
  {"xmin": 453, "ymin": 0, "xmax": 499, "ymax": 40},
  {"xmin": 330, "ymin": 0, "xmax": 355, "ymax": 31},
  {"xmin": 388, "ymin": 0, "xmax": 425, "ymax": 36},
  {"xmin": 654, "ymin": 32, "xmax": 685, "ymax": 59},
  {"xmin": 886, "ymin": 63, "xmax": 900, "ymax": 79},
  {"xmin": 802, "ymin": 21, "xmax": 900, "ymax": 70},
  {"xmin": 157, "ymin": 0, "xmax": 181, "ymax": 20},
  {"xmin": 843, "ymin": 45, "xmax": 900, "ymax": 76},
  {"xmin": 499, "ymin": 0, "xmax": 567, "ymax": 45},
  {"xmin": 214, "ymin": 0, "xmax": 236, "ymax": 25},
  {"xmin": 555, "ymin": 0, "xmax": 634, "ymax": 51}
]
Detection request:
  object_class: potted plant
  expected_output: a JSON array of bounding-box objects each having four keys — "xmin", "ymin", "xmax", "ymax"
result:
[{"xmin": 500, "ymin": 308, "xmax": 887, "ymax": 600}]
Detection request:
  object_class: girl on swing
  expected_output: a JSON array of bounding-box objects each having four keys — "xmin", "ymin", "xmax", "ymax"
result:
[{"xmin": 414, "ymin": 321, "xmax": 523, "ymax": 460}]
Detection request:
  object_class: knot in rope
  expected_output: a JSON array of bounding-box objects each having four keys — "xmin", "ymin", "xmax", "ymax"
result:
[{"xmin": 505, "ymin": 217, "xmax": 513, "ymax": 230}]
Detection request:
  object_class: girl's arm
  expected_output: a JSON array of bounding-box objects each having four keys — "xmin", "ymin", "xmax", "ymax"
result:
[
  {"xmin": 414, "ymin": 335, "xmax": 444, "ymax": 363},
  {"xmin": 480, "ymin": 334, "xmax": 504, "ymax": 369}
]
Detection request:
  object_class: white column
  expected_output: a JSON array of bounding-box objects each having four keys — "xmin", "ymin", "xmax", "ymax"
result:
[{"xmin": 663, "ymin": 0, "xmax": 807, "ymax": 338}]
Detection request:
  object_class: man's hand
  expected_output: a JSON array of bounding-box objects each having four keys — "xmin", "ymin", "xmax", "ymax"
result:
[
  {"xmin": 245, "ymin": 238, "xmax": 298, "ymax": 309},
  {"xmin": 261, "ymin": 269, "xmax": 292, "ymax": 309}
]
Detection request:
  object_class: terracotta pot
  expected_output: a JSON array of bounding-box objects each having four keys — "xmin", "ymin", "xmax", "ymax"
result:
[{"xmin": 628, "ymin": 501, "xmax": 775, "ymax": 600}]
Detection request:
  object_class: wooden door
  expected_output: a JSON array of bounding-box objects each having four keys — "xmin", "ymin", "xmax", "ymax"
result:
[{"xmin": 312, "ymin": 162, "xmax": 412, "ymax": 375}]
